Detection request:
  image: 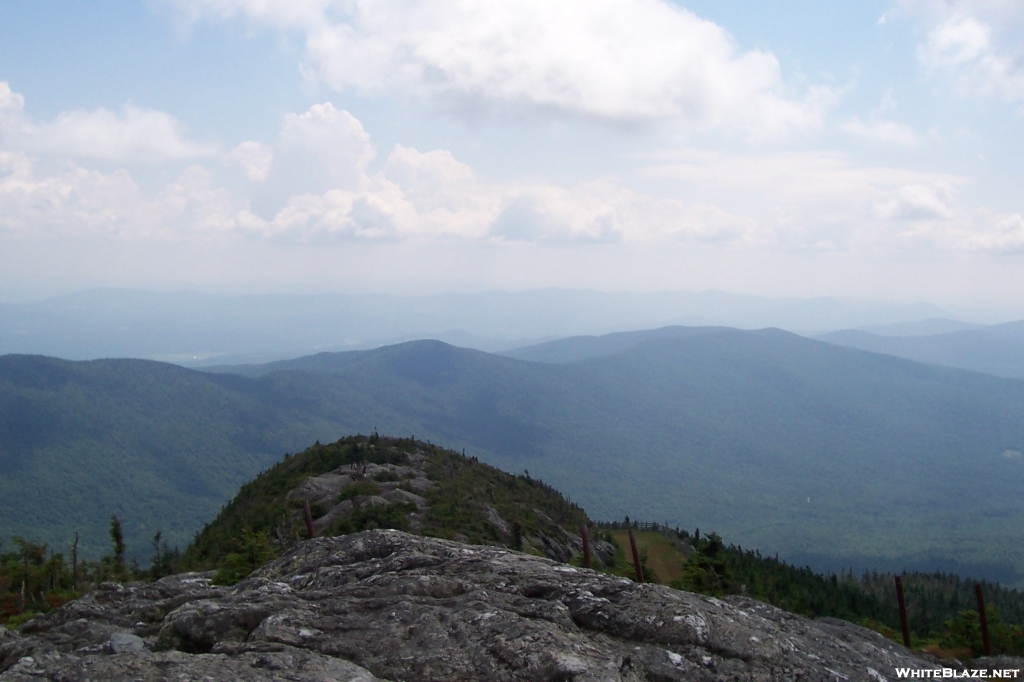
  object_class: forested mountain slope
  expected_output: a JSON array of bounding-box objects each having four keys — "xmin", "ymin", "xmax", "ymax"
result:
[{"xmin": 3, "ymin": 328, "xmax": 1024, "ymax": 585}]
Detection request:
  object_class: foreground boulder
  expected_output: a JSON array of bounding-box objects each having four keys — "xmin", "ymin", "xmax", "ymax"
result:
[{"xmin": 2, "ymin": 530, "xmax": 945, "ymax": 681}]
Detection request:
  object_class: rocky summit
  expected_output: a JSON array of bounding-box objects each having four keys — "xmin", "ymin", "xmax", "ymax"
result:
[{"xmin": 0, "ymin": 529, "xmax": 956, "ymax": 681}]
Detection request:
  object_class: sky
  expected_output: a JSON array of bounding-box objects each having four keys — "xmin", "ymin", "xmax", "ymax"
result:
[{"xmin": 2, "ymin": 0, "xmax": 1024, "ymax": 316}]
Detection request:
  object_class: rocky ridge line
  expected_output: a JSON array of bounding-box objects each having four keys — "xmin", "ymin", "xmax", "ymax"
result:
[
  {"xmin": 277, "ymin": 441, "xmax": 615, "ymax": 566},
  {"xmin": 1, "ymin": 530, "xmax": 952, "ymax": 681}
]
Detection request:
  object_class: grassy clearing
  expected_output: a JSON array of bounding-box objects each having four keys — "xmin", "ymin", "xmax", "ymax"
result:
[{"xmin": 610, "ymin": 530, "xmax": 688, "ymax": 585}]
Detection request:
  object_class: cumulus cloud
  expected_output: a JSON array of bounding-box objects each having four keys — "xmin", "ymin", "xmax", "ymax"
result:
[
  {"xmin": 0, "ymin": 150, "xmax": 258, "ymax": 240},
  {"xmin": 0, "ymin": 100, "xmax": 760, "ymax": 248},
  {"xmin": 231, "ymin": 103, "xmax": 752, "ymax": 244},
  {"xmin": 0, "ymin": 82, "xmax": 217, "ymax": 162},
  {"xmin": 168, "ymin": 0, "xmax": 834, "ymax": 136},
  {"xmin": 4, "ymin": 98, "xmax": 1017, "ymax": 259},
  {"xmin": 0, "ymin": 83, "xmax": 24, "ymax": 127},
  {"xmin": 897, "ymin": 0, "xmax": 1024, "ymax": 101},
  {"xmin": 873, "ymin": 183, "xmax": 956, "ymax": 221},
  {"xmin": 277, "ymin": 103, "xmax": 376, "ymax": 186},
  {"xmin": 382, "ymin": 145, "xmax": 497, "ymax": 238},
  {"xmin": 0, "ymin": 150, "xmax": 141, "ymax": 235},
  {"xmin": 230, "ymin": 141, "xmax": 273, "ymax": 181},
  {"xmin": 944, "ymin": 210, "xmax": 1024, "ymax": 254}
]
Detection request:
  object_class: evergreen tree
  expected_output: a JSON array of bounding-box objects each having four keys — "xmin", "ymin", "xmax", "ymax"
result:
[{"xmin": 109, "ymin": 515, "xmax": 126, "ymax": 572}]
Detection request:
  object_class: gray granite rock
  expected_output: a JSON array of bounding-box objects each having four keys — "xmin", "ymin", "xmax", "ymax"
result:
[
  {"xmin": 1, "ymin": 530, "xmax": 955, "ymax": 681},
  {"xmin": 0, "ymin": 646, "xmax": 382, "ymax": 681},
  {"xmin": 383, "ymin": 488, "xmax": 427, "ymax": 507},
  {"xmin": 108, "ymin": 632, "xmax": 145, "ymax": 653}
]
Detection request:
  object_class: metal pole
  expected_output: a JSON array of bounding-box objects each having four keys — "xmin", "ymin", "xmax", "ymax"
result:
[
  {"xmin": 628, "ymin": 529, "xmax": 644, "ymax": 584},
  {"xmin": 581, "ymin": 525, "xmax": 591, "ymax": 569},
  {"xmin": 303, "ymin": 500, "xmax": 316, "ymax": 539},
  {"xmin": 72, "ymin": 532, "xmax": 79, "ymax": 591},
  {"xmin": 976, "ymin": 584, "xmax": 992, "ymax": 657},
  {"xmin": 895, "ymin": 576, "xmax": 911, "ymax": 648}
]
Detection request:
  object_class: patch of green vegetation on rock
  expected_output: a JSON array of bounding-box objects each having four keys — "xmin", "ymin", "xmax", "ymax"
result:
[
  {"xmin": 419, "ymin": 446, "xmax": 588, "ymax": 546},
  {"xmin": 337, "ymin": 481, "xmax": 382, "ymax": 502},
  {"xmin": 181, "ymin": 436, "xmax": 412, "ymax": 570},
  {"xmin": 332, "ymin": 502, "xmax": 417, "ymax": 535}
]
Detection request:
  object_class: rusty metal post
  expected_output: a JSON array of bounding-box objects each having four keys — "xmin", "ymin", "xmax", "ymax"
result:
[
  {"xmin": 302, "ymin": 500, "xmax": 316, "ymax": 540},
  {"xmin": 976, "ymin": 584, "xmax": 992, "ymax": 657},
  {"xmin": 581, "ymin": 525, "xmax": 591, "ymax": 569},
  {"xmin": 628, "ymin": 529, "xmax": 644, "ymax": 584},
  {"xmin": 72, "ymin": 532, "xmax": 79, "ymax": 591},
  {"xmin": 895, "ymin": 576, "xmax": 911, "ymax": 648}
]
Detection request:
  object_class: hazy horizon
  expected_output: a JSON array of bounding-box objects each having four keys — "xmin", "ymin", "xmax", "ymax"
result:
[{"xmin": 2, "ymin": 285, "xmax": 1015, "ymax": 368}]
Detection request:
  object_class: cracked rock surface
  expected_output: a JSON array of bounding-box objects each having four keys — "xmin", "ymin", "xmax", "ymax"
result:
[{"xmin": 1, "ymin": 530, "xmax": 942, "ymax": 681}]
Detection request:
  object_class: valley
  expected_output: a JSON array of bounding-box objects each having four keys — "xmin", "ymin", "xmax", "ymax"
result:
[{"xmin": 3, "ymin": 326, "xmax": 1024, "ymax": 586}]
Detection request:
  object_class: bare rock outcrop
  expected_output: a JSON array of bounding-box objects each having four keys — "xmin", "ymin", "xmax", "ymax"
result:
[
  {"xmin": 279, "ymin": 445, "xmax": 610, "ymax": 567},
  {"xmin": 2, "ymin": 530, "xmax": 946, "ymax": 681}
]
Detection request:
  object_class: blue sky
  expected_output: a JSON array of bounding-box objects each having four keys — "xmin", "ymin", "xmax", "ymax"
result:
[{"xmin": 2, "ymin": 0, "xmax": 1023, "ymax": 317}]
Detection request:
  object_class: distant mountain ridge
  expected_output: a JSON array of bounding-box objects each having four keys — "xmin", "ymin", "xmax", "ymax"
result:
[
  {"xmin": 4, "ymin": 326, "xmax": 1024, "ymax": 585},
  {"xmin": 501, "ymin": 325, "xmax": 733, "ymax": 363},
  {"xmin": 854, "ymin": 317, "xmax": 984, "ymax": 337},
  {"xmin": 816, "ymin": 319, "xmax": 1024, "ymax": 378},
  {"xmin": 1, "ymin": 288, "xmax": 949, "ymax": 367}
]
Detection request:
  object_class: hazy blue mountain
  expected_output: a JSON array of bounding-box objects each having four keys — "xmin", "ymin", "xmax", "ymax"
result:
[
  {"xmin": 205, "ymin": 350, "xmax": 377, "ymax": 377},
  {"xmin": 816, "ymin": 325, "xmax": 1024, "ymax": 379},
  {"xmin": 0, "ymin": 288, "xmax": 948, "ymax": 367},
  {"xmin": 501, "ymin": 326, "xmax": 732, "ymax": 363},
  {"xmin": 992, "ymin": 319, "xmax": 1024, "ymax": 339},
  {"xmin": 4, "ymin": 328, "xmax": 1024, "ymax": 586},
  {"xmin": 855, "ymin": 317, "xmax": 984, "ymax": 337}
]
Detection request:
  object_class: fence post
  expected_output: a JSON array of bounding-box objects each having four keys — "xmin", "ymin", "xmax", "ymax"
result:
[
  {"xmin": 628, "ymin": 529, "xmax": 644, "ymax": 584},
  {"xmin": 72, "ymin": 532, "xmax": 79, "ymax": 591},
  {"xmin": 303, "ymin": 500, "xmax": 316, "ymax": 540},
  {"xmin": 581, "ymin": 525, "xmax": 591, "ymax": 569},
  {"xmin": 975, "ymin": 584, "xmax": 992, "ymax": 657},
  {"xmin": 895, "ymin": 576, "xmax": 911, "ymax": 648}
]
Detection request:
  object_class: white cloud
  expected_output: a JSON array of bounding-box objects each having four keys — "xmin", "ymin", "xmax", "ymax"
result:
[
  {"xmin": 169, "ymin": 0, "xmax": 834, "ymax": 136},
  {"xmin": 0, "ymin": 150, "xmax": 141, "ymax": 235},
  {"xmin": 957, "ymin": 210, "xmax": 1024, "ymax": 253},
  {"xmin": 382, "ymin": 145, "xmax": 496, "ymax": 239},
  {"xmin": 0, "ymin": 83, "xmax": 25, "ymax": 127},
  {"xmin": 0, "ymin": 106, "xmax": 760, "ymax": 249},
  {"xmin": 488, "ymin": 180, "xmax": 757, "ymax": 245},
  {"xmin": 883, "ymin": 207, "xmax": 1024, "ymax": 255},
  {"xmin": 898, "ymin": 0, "xmax": 1024, "ymax": 101},
  {"xmin": 873, "ymin": 183, "xmax": 956, "ymax": 221},
  {"xmin": 641, "ymin": 149, "xmax": 975, "ymax": 251},
  {"xmin": 276, "ymin": 102, "xmax": 376, "ymax": 189},
  {"xmin": 230, "ymin": 141, "xmax": 273, "ymax": 181},
  {"xmin": 0, "ymin": 151, "xmax": 255, "ymax": 240},
  {"xmin": 643, "ymin": 150, "xmax": 962, "ymax": 207},
  {"xmin": 0, "ymin": 81, "xmax": 218, "ymax": 162},
  {"xmin": 840, "ymin": 91, "xmax": 919, "ymax": 146},
  {"xmin": 3, "ymin": 99, "xmax": 1017, "ymax": 261},
  {"xmin": 256, "ymin": 174, "xmax": 413, "ymax": 243},
  {"xmin": 244, "ymin": 104, "xmax": 758, "ymax": 244},
  {"xmin": 841, "ymin": 117, "xmax": 920, "ymax": 146}
]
